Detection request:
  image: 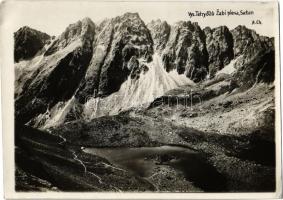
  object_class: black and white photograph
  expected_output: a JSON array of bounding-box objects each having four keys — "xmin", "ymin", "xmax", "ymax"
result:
[{"xmin": 0, "ymin": 0, "xmax": 281, "ymax": 198}]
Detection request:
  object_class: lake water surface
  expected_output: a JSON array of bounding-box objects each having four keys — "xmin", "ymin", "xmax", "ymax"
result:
[{"xmin": 83, "ymin": 145, "xmax": 227, "ymax": 191}]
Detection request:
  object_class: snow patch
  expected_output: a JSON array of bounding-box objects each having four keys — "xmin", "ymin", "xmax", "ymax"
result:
[{"xmin": 216, "ymin": 57, "xmax": 241, "ymax": 76}]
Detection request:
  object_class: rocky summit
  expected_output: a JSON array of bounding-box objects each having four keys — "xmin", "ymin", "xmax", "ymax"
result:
[
  {"xmin": 76, "ymin": 13, "xmax": 154, "ymax": 101},
  {"xmin": 14, "ymin": 26, "xmax": 51, "ymax": 62},
  {"xmin": 14, "ymin": 13, "xmax": 276, "ymax": 192}
]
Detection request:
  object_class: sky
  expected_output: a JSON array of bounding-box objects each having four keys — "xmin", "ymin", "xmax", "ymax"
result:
[{"xmin": 2, "ymin": 1, "xmax": 278, "ymax": 37}]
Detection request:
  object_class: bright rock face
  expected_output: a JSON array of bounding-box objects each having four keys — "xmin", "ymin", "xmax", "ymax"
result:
[{"xmin": 14, "ymin": 14, "xmax": 275, "ymax": 128}]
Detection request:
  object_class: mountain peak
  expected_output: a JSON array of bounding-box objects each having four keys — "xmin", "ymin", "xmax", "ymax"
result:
[
  {"xmin": 15, "ymin": 26, "xmax": 50, "ymax": 37},
  {"xmin": 64, "ymin": 17, "xmax": 95, "ymax": 35},
  {"xmin": 147, "ymin": 19, "xmax": 171, "ymax": 51},
  {"xmin": 44, "ymin": 17, "xmax": 95, "ymax": 56},
  {"xmin": 81, "ymin": 17, "xmax": 94, "ymax": 24},
  {"xmin": 112, "ymin": 12, "xmax": 143, "ymax": 25},
  {"xmin": 80, "ymin": 17, "xmax": 96, "ymax": 31},
  {"xmin": 233, "ymin": 25, "xmax": 248, "ymax": 31},
  {"xmin": 17, "ymin": 26, "xmax": 32, "ymax": 32},
  {"xmin": 14, "ymin": 26, "xmax": 50, "ymax": 62},
  {"xmin": 231, "ymin": 24, "xmax": 262, "ymax": 56}
]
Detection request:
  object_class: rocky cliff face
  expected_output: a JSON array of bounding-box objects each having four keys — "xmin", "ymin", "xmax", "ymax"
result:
[
  {"xmin": 147, "ymin": 19, "xmax": 171, "ymax": 52},
  {"xmin": 14, "ymin": 14, "xmax": 275, "ymax": 125},
  {"xmin": 15, "ymin": 18, "xmax": 95, "ymax": 123},
  {"xmin": 231, "ymin": 26, "xmax": 274, "ymax": 88},
  {"xmin": 231, "ymin": 25, "xmax": 272, "ymax": 57},
  {"xmin": 76, "ymin": 13, "xmax": 154, "ymax": 101},
  {"xmin": 161, "ymin": 21, "xmax": 208, "ymax": 82},
  {"xmin": 146, "ymin": 23, "xmax": 274, "ymax": 85},
  {"xmin": 44, "ymin": 18, "xmax": 95, "ymax": 56},
  {"xmin": 204, "ymin": 26, "xmax": 234, "ymax": 77},
  {"xmin": 14, "ymin": 26, "xmax": 51, "ymax": 62}
]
